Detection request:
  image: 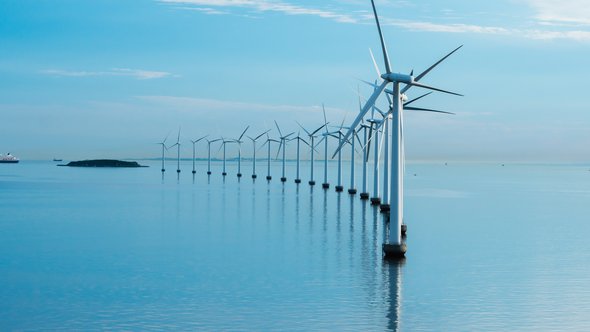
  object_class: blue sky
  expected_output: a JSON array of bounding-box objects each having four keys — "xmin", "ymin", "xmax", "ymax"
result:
[{"xmin": 1, "ymin": 0, "xmax": 589, "ymax": 162}]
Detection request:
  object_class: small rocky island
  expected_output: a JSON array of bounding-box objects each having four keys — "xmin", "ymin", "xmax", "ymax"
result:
[{"xmin": 59, "ymin": 159, "xmax": 147, "ymax": 168}]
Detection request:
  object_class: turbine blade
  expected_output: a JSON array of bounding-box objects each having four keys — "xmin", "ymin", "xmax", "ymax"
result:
[
  {"xmin": 239, "ymin": 126, "xmax": 249, "ymax": 141},
  {"xmin": 405, "ymin": 106, "xmax": 455, "ymax": 115},
  {"xmin": 368, "ymin": 48, "xmax": 382, "ymax": 77},
  {"xmin": 274, "ymin": 120, "xmax": 283, "ymax": 138},
  {"xmin": 411, "ymin": 81, "xmax": 463, "ymax": 97},
  {"xmin": 296, "ymin": 121, "xmax": 312, "ymax": 136},
  {"xmin": 311, "ymin": 123, "xmax": 327, "ymax": 136},
  {"xmin": 322, "ymin": 104, "xmax": 329, "ymax": 132},
  {"xmin": 370, "ymin": 0, "xmax": 391, "ymax": 74},
  {"xmin": 404, "ymin": 92, "xmax": 433, "ymax": 107},
  {"xmin": 332, "ymin": 80, "xmax": 388, "ymax": 158},
  {"xmin": 255, "ymin": 129, "xmax": 271, "ymax": 140},
  {"xmin": 402, "ymin": 45, "xmax": 463, "ymax": 95}
]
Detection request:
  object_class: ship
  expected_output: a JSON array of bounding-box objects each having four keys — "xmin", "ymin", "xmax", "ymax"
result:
[{"xmin": 0, "ymin": 153, "xmax": 19, "ymax": 163}]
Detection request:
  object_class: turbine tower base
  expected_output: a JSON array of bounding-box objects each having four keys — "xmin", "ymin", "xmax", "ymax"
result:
[
  {"xmin": 192, "ymin": 170, "xmax": 196, "ymax": 174},
  {"xmin": 207, "ymin": 171, "xmax": 212, "ymax": 175},
  {"xmin": 360, "ymin": 193, "xmax": 370, "ymax": 200},
  {"xmin": 401, "ymin": 224, "xmax": 407, "ymax": 236},
  {"xmin": 237, "ymin": 173, "xmax": 242, "ymax": 178},
  {"xmin": 335, "ymin": 185, "xmax": 344, "ymax": 192},
  {"xmin": 322, "ymin": 183, "xmax": 330, "ymax": 189},
  {"xmin": 252, "ymin": 174, "xmax": 257, "ymax": 179},
  {"xmin": 161, "ymin": 169, "xmax": 165, "ymax": 172},
  {"xmin": 370, "ymin": 197, "xmax": 381, "ymax": 205},
  {"xmin": 309, "ymin": 180, "xmax": 316, "ymax": 186},
  {"xmin": 280, "ymin": 177, "xmax": 287, "ymax": 182},
  {"xmin": 177, "ymin": 169, "xmax": 181, "ymax": 173},
  {"xmin": 380, "ymin": 204, "xmax": 390, "ymax": 213},
  {"xmin": 222, "ymin": 172, "xmax": 227, "ymax": 176},
  {"xmin": 294, "ymin": 179, "xmax": 301, "ymax": 184},
  {"xmin": 266, "ymin": 176, "xmax": 272, "ymax": 180},
  {"xmin": 348, "ymin": 188, "xmax": 357, "ymax": 195},
  {"xmin": 382, "ymin": 243, "xmax": 407, "ymax": 259}
]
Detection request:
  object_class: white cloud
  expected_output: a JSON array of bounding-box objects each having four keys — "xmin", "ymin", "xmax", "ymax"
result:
[
  {"xmin": 41, "ymin": 68, "xmax": 175, "ymax": 80},
  {"xmin": 158, "ymin": 0, "xmax": 358, "ymax": 23},
  {"xmin": 524, "ymin": 0, "xmax": 590, "ymax": 26}
]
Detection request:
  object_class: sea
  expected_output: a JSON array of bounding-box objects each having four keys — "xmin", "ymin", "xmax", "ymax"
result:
[{"xmin": 1, "ymin": 160, "xmax": 589, "ymax": 331}]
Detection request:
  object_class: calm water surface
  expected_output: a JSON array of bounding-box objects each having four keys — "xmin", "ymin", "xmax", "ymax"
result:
[{"xmin": 1, "ymin": 160, "xmax": 589, "ymax": 330}]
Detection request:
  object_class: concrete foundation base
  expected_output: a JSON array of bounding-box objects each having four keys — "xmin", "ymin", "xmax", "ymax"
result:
[
  {"xmin": 348, "ymin": 188, "xmax": 357, "ymax": 195},
  {"xmin": 370, "ymin": 197, "xmax": 381, "ymax": 205},
  {"xmin": 335, "ymin": 185, "xmax": 344, "ymax": 192},
  {"xmin": 222, "ymin": 172, "xmax": 227, "ymax": 176},
  {"xmin": 252, "ymin": 174, "xmax": 257, "ymax": 179},
  {"xmin": 382, "ymin": 243, "xmax": 407, "ymax": 259},
  {"xmin": 161, "ymin": 169, "xmax": 165, "ymax": 172},
  {"xmin": 280, "ymin": 177, "xmax": 287, "ymax": 182},
  {"xmin": 207, "ymin": 171, "xmax": 212, "ymax": 175},
  {"xmin": 360, "ymin": 192, "xmax": 370, "ymax": 200},
  {"xmin": 309, "ymin": 180, "xmax": 316, "ymax": 186},
  {"xmin": 192, "ymin": 170, "xmax": 196, "ymax": 174},
  {"xmin": 177, "ymin": 169, "xmax": 181, "ymax": 173},
  {"xmin": 266, "ymin": 176, "xmax": 272, "ymax": 180},
  {"xmin": 237, "ymin": 173, "xmax": 242, "ymax": 178},
  {"xmin": 295, "ymin": 179, "xmax": 301, "ymax": 184},
  {"xmin": 322, "ymin": 183, "xmax": 330, "ymax": 189},
  {"xmin": 380, "ymin": 204, "xmax": 390, "ymax": 213}
]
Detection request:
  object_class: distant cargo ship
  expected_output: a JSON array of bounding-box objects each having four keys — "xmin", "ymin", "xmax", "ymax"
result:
[{"xmin": 0, "ymin": 153, "xmax": 19, "ymax": 163}]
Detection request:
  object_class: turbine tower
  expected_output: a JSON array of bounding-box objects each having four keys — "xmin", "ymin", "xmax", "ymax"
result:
[
  {"xmin": 260, "ymin": 134, "xmax": 279, "ymax": 181},
  {"xmin": 234, "ymin": 126, "xmax": 250, "ymax": 178},
  {"xmin": 168, "ymin": 128, "xmax": 182, "ymax": 174},
  {"xmin": 290, "ymin": 132, "xmax": 310, "ymax": 184},
  {"xmin": 157, "ymin": 132, "xmax": 170, "ymax": 173}
]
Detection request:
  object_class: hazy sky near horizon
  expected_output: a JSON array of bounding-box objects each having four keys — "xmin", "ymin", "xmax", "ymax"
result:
[{"xmin": 1, "ymin": 0, "xmax": 589, "ymax": 162}]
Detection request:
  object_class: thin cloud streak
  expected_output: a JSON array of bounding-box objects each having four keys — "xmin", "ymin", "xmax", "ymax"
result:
[
  {"xmin": 159, "ymin": 0, "xmax": 590, "ymax": 42},
  {"xmin": 42, "ymin": 68, "xmax": 175, "ymax": 80}
]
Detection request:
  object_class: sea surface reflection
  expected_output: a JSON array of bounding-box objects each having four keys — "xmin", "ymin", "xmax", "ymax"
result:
[{"xmin": 1, "ymin": 161, "xmax": 589, "ymax": 330}]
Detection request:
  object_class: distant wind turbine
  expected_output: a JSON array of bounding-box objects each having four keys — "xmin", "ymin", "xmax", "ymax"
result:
[
  {"xmin": 205, "ymin": 138, "xmax": 221, "ymax": 175},
  {"xmin": 274, "ymin": 121, "xmax": 294, "ymax": 182},
  {"xmin": 190, "ymin": 135, "xmax": 208, "ymax": 174},
  {"xmin": 157, "ymin": 132, "xmax": 170, "ymax": 173},
  {"xmin": 298, "ymin": 122, "xmax": 326, "ymax": 186},
  {"xmin": 234, "ymin": 126, "xmax": 250, "ymax": 178},
  {"xmin": 260, "ymin": 134, "xmax": 280, "ymax": 181},
  {"xmin": 290, "ymin": 131, "xmax": 311, "ymax": 184},
  {"xmin": 167, "ymin": 128, "xmax": 182, "ymax": 173},
  {"xmin": 247, "ymin": 129, "xmax": 270, "ymax": 179}
]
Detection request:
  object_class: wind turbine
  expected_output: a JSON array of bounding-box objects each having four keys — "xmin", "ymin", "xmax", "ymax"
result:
[
  {"xmin": 274, "ymin": 121, "xmax": 294, "ymax": 182},
  {"xmin": 260, "ymin": 134, "xmax": 280, "ymax": 180},
  {"xmin": 157, "ymin": 132, "xmax": 170, "ymax": 173},
  {"xmin": 298, "ymin": 122, "xmax": 326, "ymax": 186},
  {"xmin": 190, "ymin": 135, "xmax": 208, "ymax": 174},
  {"xmin": 334, "ymin": 0, "xmax": 462, "ymax": 258},
  {"xmin": 326, "ymin": 119, "xmax": 346, "ymax": 192},
  {"xmin": 247, "ymin": 129, "xmax": 270, "ymax": 179},
  {"xmin": 205, "ymin": 138, "xmax": 221, "ymax": 175},
  {"xmin": 290, "ymin": 131, "xmax": 311, "ymax": 184},
  {"xmin": 234, "ymin": 126, "xmax": 250, "ymax": 178},
  {"xmin": 219, "ymin": 138, "xmax": 235, "ymax": 176},
  {"xmin": 347, "ymin": 127, "xmax": 362, "ymax": 195},
  {"xmin": 168, "ymin": 128, "xmax": 182, "ymax": 173}
]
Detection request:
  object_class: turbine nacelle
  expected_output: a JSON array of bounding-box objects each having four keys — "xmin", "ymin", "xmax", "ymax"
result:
[{"xmin": 381, "ymin": 72, "xmax": 413, "ymax": 85}]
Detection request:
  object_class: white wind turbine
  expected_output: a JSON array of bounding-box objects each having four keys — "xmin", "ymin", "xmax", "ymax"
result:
[
  {"xmin": 260, "ymin": 134, "xmax": 280, "ymax": 180},
  {"xmin": 290, "ymin": 131, "xmax": 311, "ymax": 184},
  {"xmin": 274, "ymin": 121, "xmax": 294, "ymax": 182},
  {"xmin": 157, "ymin": 132, "xmax": 170, "ymax": 173},
  {"xmin": 321, "ymin": 105, "xmax": 331, "ymax": 189},
  {"xmin": 334, "ymin": 0, "xmax": 462, "ymax": 258},
  {"xmin": 218, "ymin": 138, "xmax": 235, "ymax": 176},
  {"xmin": 205, "ymin": 138, "xmax": 221, "ymax": 175},
  {"xmin": 168, "ymin": 128, "xmax": 182, "ymax": 173},
  {"xmin": 246, "ymin": 129, "xmax": 270, "ymax": 179},
  {"xmin": 298, "ymin": 122, "xmax": 326, "ymax": 186},
  {"xmin": 233, "ymin": 126, "xmax": 250, "ymax": 178},
  {"xmin": 326, "ymin": 119, "xmax": 346, "ymax": 192},
  {"xmin": 190, "ymin": 135, "xmax": 208, "ymax": 174}
]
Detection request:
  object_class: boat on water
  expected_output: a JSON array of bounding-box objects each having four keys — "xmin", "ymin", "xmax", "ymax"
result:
[
  {"xmin": 53, "ymin": 158, "xmax": 63, "ymax": 162},
  {"xmin": 0, "ymin": 153, "xmax": 19, "ymax": 163}
]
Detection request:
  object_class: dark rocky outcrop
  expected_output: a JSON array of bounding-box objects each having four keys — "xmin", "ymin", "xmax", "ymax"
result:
[{"xmin": 59, "ymin": 159, "xmax": 146, "ymax": 167}]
